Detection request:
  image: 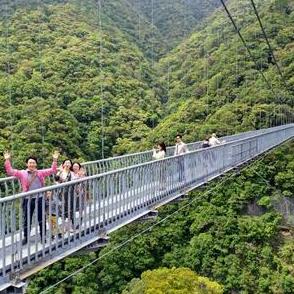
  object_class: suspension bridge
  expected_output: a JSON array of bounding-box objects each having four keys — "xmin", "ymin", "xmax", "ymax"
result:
[
  {"xmin": 0, "ymin": 124, "xmax": 293, "ymax": 291},
  {"xmin": 0, "ymin": 0, "xmax": 294, "ymax": 292}
]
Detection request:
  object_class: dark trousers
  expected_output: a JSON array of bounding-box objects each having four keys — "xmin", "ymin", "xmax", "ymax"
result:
[
  {"xmin": 62, "ymin": 189, "xmax": 75, "ymax": 226},
  {"xmin": 23, "ymin": 197, "xmax": 46, "ymax": 241}
]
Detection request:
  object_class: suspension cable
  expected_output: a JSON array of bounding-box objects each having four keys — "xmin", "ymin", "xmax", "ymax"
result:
[
  {"xmin": 37, "ymin": 0, "xmax": 46, "ymax": 167},
  {"xmin": 249, "ymin": 0, "xmax": 291, "ymax": 126},
  {"xmin": 249, "ymin": 0, "xmax": 287, "ymax": 89},
  {"xmin": 150, "ymin": 0, "xmax": 156, "ymax": 128},
  {"xmin": 219, "ymin": 0, "xmax": 275, "ymax": 96},
  {"xmin": 96, "ymin": 0, "xmax": 105, "ymax": 159},
  {"xmin": 206, "ymin": 49, "xmax": 209, "ymax": 114},
  {"xmin": 151, "ymin": 0, "xmax": 154, "ymax": 70}
]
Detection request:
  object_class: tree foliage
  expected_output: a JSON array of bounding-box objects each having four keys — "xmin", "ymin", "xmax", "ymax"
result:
[
  {"xmin": 122, "ymin": 267, "xmax": 223, "ymax": 294},
  {"xmin": 146, "ymin": 0, "xmax": 294, "ymax": 146},
  {"xmin": 0, "ymin": 0, "xmax": 162, "ymax": 172}
]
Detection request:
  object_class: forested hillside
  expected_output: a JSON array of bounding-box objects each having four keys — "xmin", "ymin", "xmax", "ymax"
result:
[
  {"xmin": 0, "ymin": 0, "xmax": 222, "ymax": 170},
  {"xmin": 147, "ymin": 0, "xmax": 294, "ymax": 145},
  {"xmin": 85, "ymin": 0, "xmax": 164, "ymax": 60},
  {"xmin": 0, "ymin": 0, "xmax": 162, "ymax": 169},
  {"xmin": 128, "ymin": 0, "xmax": 222, "ymax": 55}
]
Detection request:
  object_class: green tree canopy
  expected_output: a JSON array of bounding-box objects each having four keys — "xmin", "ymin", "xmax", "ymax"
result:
[{"xmin": 122, "ymin": 267, "xmax": 223, "ymax": 294}]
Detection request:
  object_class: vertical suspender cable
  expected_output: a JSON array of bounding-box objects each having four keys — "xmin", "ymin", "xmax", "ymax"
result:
[
  {"xmin": 96, "ymin": 0, "xmax": 105, "ymax": 159},
  {"xmin": 4, "ymin": 1, "xmax": 14, "ymax": 157},
  {"xmin": 37, "ymin": 0, "xmax": 45, "ymax": 167},
  {"xmin": 206, "ymin": 51, "xmax": 209, "ymax": 103},
  {"xmin": 164, "ymin": 0, "xmax": 171, "ymax": 108},
  {"xmin": 235, "ymin": 44, "xmax": 238, "ymax": 87},
  {"xmin": 216, "ymin": 27, "xmax": 221, "ymax": 100},
  {"xmin": 151, "ymin": 0, "xmax": 155, "ymax": 128},
  {"xmin": 253, "ymin": 29, "xmax": 262, "ymax": 129},
  {"xmin": 137, "ymin": 0, "xmax": 141, "ymax": 41},
  {"xmin": 206, "ymin": 46, "xmax": 209, "ymax": 116},
  {"xmin": 151, "ymin": 0, "xmax": 155, "ymax": 67}
]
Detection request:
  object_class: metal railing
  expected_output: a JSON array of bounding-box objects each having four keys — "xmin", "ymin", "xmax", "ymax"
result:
[
  {"xmin": 0, "ymin": 127, "xmax": 276, "ymax": 198},
  {"xmin": 80, "ymin": 128, "xmax": 270, "ymax": 174},
  {"xmin": 0, "ymin": 124, "xmax": 293, "ymax": 284}
]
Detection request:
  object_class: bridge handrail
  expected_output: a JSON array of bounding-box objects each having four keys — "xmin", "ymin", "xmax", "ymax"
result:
[
  {"xmin": 0, "ymin": 126, "xmax": 281, "ymax": 198},
  {"xmin": 1, "ymin": 123, "xmax": 293, "ymax": 203}
]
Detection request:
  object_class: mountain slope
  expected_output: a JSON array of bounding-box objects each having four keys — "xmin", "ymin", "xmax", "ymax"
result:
[
  {"xmin": 146, "ymin": 0, "xmax": 294, "ymax": 145},
  {"xmin": 128, "ymin": 0, "xmax": 222, "ymax": 54},
  {"xmin": 0, "ymin": 0, "xmax": 161, "ymax": 168}
]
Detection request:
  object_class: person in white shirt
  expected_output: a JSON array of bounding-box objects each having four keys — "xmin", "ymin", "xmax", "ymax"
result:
[
  {"xmin": 55, "ymin": 159, "xmax": 75, "ymax": 232},
  {"xmin": 174, "ymin": 134, "xmax": 188, "ymax": 182},
  {"xmin": 153, "ymin": 142, "xmax": 167, "ymax": 190},
  {"xmin": 174, "ymin": 134, "xmax": 189, "ymax": 155},
  {"xmin": 153, "ymin": 142, "xmax": 166, "ymax": 160},
  {"xmin": 208, "ymin": 133, "xmax": 221, "ymax": 146}
]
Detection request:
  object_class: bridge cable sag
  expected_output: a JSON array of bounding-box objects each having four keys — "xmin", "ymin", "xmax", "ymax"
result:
[
  {"xmin": 249, "ymin": 0, "xmax": 288, "ymax": 89},
  {"xmin": 219, "ymin": 0, "xmax": 294, "ymax": 127},
  {"xmin": 248, "ymin": 0, "xmax": 292, "ymax": 126},
  {"xmin": 219, "ymin": 0, "xmax": 275, "ymax": 96}
]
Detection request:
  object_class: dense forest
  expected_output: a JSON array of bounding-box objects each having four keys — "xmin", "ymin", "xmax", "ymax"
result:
[
  {"xmin": 0, "ymin": 0, "xmax": 293, "ymax": 292},
  {"xmin": 127, "ymin": 0, "xmax": 223, "ymax": 55},
  {"xmin": 1, "ymin": 0, "xmax": 292, "ymax": 169},
  {"xmin": 0, "ymin": 0, "xmax": 225, "ymax": 171},
  {"xmin": 0, "ymin": 0, "xmax": 163, "ymax": 169},
  {"xmin": 146, "ymin": 0, "xmax": 294, "ymax": 145}
]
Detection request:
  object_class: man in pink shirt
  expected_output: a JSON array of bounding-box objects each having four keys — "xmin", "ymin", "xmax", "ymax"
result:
[{"xmin": 4, "ymin": 151, "xmax": 59, "ymax": 245}]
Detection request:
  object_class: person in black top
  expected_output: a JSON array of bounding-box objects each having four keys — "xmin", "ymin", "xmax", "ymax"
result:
[{"xmin": 202, "ymin": 136, "xmax": 211, "ymax": 148}]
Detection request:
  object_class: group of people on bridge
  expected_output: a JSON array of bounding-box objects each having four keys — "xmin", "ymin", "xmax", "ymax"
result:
[
  {"xmin": 2, "ymin": 132, "xmax": 222, "ymax": 245},
  {"xmin": 152, "ymin": 133, "xmax": 222, "ymax": 159},
  {"xmin": 3, "ymin": 151, "xmax": 87, "ymax": 245},
  {"xmin": 152, "ymin": 133, "xmax": 223, "ymax": 186}
]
